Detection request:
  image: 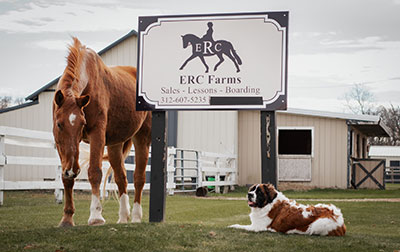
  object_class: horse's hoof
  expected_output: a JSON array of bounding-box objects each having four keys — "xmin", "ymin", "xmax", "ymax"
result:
[
  {"xmin": 131, "ymin": 202, "xmax": 142, "ymax": 223},
  {"xmin": 88, "ymin": 218, "xmax": 106, "ymax": 226},
  {"xmin": 59, "ymin": 220, "xmax": 74, "ymax": 227},
  {"xmin": 237, "ymin": 69, "xmax": 240, "ymax": 73},
  {"xmin": 117, "ymin": 218, "xmax": 129, "ymax": 224}
]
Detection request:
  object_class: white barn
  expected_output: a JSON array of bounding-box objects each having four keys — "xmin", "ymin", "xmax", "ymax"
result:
[
  {"xmin": 0, "ymin": 30, "xmax": 389, "ymax": 189},
  {"xmin": 369, "ymin": 146, "xmax": 400, "ymax": 168}
]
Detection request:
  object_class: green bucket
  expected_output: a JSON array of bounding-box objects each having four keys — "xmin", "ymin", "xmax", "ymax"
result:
[{"xmin": 207, "ymin": 176, "xmax": 215, "ymax": 190}]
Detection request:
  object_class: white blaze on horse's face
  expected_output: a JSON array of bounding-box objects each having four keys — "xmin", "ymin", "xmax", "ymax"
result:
[{"xmin": 69, "ymin": 113, "xmax": 76, "ymax": 126}]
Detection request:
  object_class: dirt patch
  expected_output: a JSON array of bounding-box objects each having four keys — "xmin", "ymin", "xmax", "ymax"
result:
[
  {"xmin": 295, "ymin": 198, "xmax": 400, "ymax": 202},
  {"xmin": 199, "ymin": 197, "xmax": 400, "ymax": 202}
]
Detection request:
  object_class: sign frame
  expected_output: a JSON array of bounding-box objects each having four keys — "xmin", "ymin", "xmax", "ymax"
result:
[{"xmin": 136, "ymin": 12, "xmax": 289, "ymax": 111}]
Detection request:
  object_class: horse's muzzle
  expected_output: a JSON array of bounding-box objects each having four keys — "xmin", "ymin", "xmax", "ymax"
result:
[{"xmin": 63, "ymin": 168, "xmax": 80, "ymax": 179}]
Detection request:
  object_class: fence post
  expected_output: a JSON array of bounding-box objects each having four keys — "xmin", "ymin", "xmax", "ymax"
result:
[
  {"xmin": 0, "ymin": 134, "xmax": 5, "ymax": 206},
  {"xmin": 231, "ymin": 157, "xmax": 237, "ymax": 191},
  {"xmin": 54, "ymin": 165, "xmax": 63, "ymax": 204},
  {"xmin": 215, "ymin": 157, "xmax": 221, "ymax": 193},
  {"xmin": 167, "ymin": 147, "xmax": 176, "ymax": 195},
  {"xmin": 197, "ymin": 151, "xmax": 203, "ymax": 188}
]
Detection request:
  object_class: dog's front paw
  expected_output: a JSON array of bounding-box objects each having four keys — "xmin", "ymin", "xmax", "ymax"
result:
[{"xmin": 228, "ymin": 224, "xmax": 246, "ymax": 229}]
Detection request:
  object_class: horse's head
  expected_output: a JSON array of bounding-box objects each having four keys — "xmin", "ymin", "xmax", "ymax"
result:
[
  {"xmin": 53, "ymin": 90, "xmax": 90, "ymax": 179},
  {"xmin": 181, "ymin": 34, "xmax": 190, "ymax": 49}
]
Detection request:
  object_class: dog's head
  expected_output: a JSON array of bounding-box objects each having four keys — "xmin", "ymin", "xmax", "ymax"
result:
[{"xmin": 247, "ymin": 183, "xmax": 278, "ymax": 208}]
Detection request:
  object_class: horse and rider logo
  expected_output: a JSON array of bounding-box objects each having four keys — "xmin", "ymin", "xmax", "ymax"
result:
[{"xmin": 179, "ymin": 22, "xmax": 242, "ymax": 73}]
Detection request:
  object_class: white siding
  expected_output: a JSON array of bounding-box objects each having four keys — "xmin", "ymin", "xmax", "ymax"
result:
[
  {"xmin": 237, "ymin": 111, "xmax": 261, "ymax": 185},
  {"xmin": 237, "ymin": 111, "xmax": 349, "ymax": 188},
  {"xmin": 0, "ymin": 91, "xmax": 56, "ymax": 181},
  {"xmin": 177, "ymin": 111, "xmax": 238, "ymax": 155},
  {"xmin": 101, "ymin": 36, "xmax": 138, "ymax": 66},
  {"xmin": 277, "ymin": 113, "xmax": 348, "ymax": 188}
]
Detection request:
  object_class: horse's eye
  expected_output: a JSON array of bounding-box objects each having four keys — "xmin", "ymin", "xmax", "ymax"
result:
[{"xmin": 57, "ymin": 122, "xmax": 63, "ymax": 130}]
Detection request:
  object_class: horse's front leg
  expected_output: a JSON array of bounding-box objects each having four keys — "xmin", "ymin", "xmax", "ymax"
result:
[
  {"xmin": 87, "ymin": 132, "xmax": 106, "ymax": 226},
  {"xmin": 214, "ymin": 54, "xmax": 224, "ymax": 72},
  {"xmin": 59, "ymin": 178, "xmax": 75, "ymax": 227},
  {"xmin": 179, "ymin": 54, "xmax": 197, "ymax": 70},
  {"xmin": 198, "ymin": 56, "xmax": 209, "ymax": 73}
]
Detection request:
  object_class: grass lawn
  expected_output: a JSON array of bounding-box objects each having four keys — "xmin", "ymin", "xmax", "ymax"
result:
[{"xmin": 0, "ymin": 186, "xmax": 399, "ymax": 252}]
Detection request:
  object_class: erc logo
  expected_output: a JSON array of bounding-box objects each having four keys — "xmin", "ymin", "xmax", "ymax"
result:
[{"xmin": 179, "ymin": 22, "xmax": 242, "ymax": 73}]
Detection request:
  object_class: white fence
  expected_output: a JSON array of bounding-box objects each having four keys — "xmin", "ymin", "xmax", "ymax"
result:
[
  {"xmin": 172, "ymin": 148, "xmax": 237, "ymax": 194},
  {"xmin": 0, "ymin": 126, "xmax": 237, "ymax": 205}
]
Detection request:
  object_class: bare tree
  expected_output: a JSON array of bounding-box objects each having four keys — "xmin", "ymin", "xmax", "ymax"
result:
[
  {"xmin": 342, "ymin": 84, "xmax": 400, "ymax": 145},
  {"xmin": 14, "ymin": 97, "xmax": 25, "ymax": 105},
  {"xmin": 343, "ymin": 83, "xmax": 375, "ymax": 115},
  {"xmin": 0, "ymin": 96, "xmax": 26, "ymax": 110},
  {"xmin": 0, "ymin": 96, "xmax": 12, "ymax": 109},
  {"xmin": 371, "ymin": 104, "xmax": 400, "ymax": 146}
]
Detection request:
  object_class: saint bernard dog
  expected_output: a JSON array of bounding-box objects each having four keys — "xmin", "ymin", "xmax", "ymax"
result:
[{"xmin": 229, "ymin": 184, "xmax": 346, "ymax": 236}]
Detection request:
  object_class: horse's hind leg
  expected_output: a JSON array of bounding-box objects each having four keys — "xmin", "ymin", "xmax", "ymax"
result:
[
  {"xmin": 214, "ymin": 54, "xmax": 224, "ymax": 71},
  {"xmin": 132, "ymin": 117, "xmax": 151, "ymax": 223},
  {"xmin": 107, "ymin": 140, "xmax": 133, "ymax": 223},
  {"xmin": 198, "ymin": 56, "xmax": 209, "ymax": 73},
  {"xmin": 225, "ymin": 51, "xmax": 240, "ymax": 72}
]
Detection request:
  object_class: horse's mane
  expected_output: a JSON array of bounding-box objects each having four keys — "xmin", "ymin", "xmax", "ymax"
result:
[
  {"xmin": 61, "ymin": 37, "xmax": 86, "ymax": 90},
  {"xmin": 184, "ymin": 33, "xmax": 201, "ymax": 40}
]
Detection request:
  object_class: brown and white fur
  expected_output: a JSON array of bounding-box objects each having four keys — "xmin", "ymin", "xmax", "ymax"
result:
[{"xmin": 229, "ymin": 184, "xmax": 346, "ymax": 236}]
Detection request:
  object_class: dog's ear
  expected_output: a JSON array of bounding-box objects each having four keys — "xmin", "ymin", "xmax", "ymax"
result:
[
  {"xmin": 248, "ymin": 184, "xmax": 257, "ymax": 192},
  {"xmin": 262, "ymin": 184, "xmax": 277, "ymax": 204}
]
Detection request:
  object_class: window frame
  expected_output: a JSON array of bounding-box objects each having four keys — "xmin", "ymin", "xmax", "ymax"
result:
[{"xmin": 277, "ymin": 126, "xmax": 314, "ymax": 157}]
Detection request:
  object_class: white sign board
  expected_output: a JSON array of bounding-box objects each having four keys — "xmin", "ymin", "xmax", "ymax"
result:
[{"xmin": 136, "ymin": 12, "xmax": 288, "ymax": 110}]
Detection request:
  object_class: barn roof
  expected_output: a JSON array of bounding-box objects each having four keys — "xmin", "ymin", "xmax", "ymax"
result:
[
  {"xmin": 25, "ymin": 30, "xmax": 137, "ymax": 101},
  {"xmin": 369, "ymin": 145, "xmax": 400, "ymax": 157},
  {"xmin": 280, "ymin": 108, "xmax": 390, "ymax": 137},
  {"xmin": 280, "ymin": 107, "xmax": 380, "ymax": 122}
]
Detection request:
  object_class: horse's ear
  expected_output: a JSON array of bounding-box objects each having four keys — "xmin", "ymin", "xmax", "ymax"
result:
[
  {"xmin": 55, "ymin": 90, "xmax": 64, "ymax": 107},
  {"xmin": 77, "ymin": 94, "xmax": 90, "ymax": 109}
]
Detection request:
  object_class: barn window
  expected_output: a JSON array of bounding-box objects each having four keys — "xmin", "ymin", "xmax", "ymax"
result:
[
  {"xmin": 277, "ymin": 127, "xmax": 313, "ymax": 182},
  {"xmin": 278, "ymin": 129, "xmax": 313, "ymax": 155}
]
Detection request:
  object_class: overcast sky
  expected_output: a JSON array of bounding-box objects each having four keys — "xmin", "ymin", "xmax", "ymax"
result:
[{"xmin": 1, "ymin": 0, "xmax": 399, "ymax": 112}]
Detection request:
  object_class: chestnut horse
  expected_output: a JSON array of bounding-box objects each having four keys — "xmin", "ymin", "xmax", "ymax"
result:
[{"xmin": 52, "ymin": 38, "xmax": 151, "ymax": 227}]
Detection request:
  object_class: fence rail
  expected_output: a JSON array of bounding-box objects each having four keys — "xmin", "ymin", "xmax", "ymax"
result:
[
  {"xmin": 0, "ymin": 126, "xmax": 237, "ymax": 205},
  {"xmin": 385, "ymin": 166, "xmax": 400, "ymax": 183}
]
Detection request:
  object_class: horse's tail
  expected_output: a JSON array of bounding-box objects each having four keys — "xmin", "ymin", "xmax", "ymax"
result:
[
  {"xmin": 102, "ymin": 139, "xmax": 133, "ymax": 201},
  {"xmin": 231, "ymin": 48, "xmax": 242, "ymax": 65},
  {"xmin": 78, "ymin": 140, "xmax": 133, "ymax": 200},
  {"xmin": 78, "ymin": 142, "xmax": 91, "ymax": 177}
]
